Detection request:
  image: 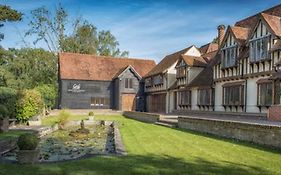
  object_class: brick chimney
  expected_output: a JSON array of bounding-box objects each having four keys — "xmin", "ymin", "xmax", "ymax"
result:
[{"xmin": 217, "ymin": 25, "xmax": 225, "ymax": 46}]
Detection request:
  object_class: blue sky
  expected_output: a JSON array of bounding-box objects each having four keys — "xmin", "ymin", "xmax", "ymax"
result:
[{"xmin": 0, "ymin": 0, "xmax": 280, "ymax": 62}]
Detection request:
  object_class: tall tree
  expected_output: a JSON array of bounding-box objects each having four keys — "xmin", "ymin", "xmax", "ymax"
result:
[
  {"xmin": 0, "ymin": 5, "xmax": 22, "ymax": 41},
  {"xmin": 25, "ymin": 4, "xmax": 67, "ymax": 52}
]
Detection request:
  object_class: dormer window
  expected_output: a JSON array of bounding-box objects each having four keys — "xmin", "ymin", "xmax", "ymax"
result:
[
  {"xmin": 145, "ymin": 77, "xmax": 152, "ymax": 87},
  {"xmin": 153, "ymin": 75, "xmax": 163, "ymax": 85},
  {"xmin": 249, "ymin": 36, "xmax": 269, "ymax": 62},
  {"xmin": 222, "ymin": 46, "xmax": 237, "ymax": 68},
  {"xmin": 176, "ymin": 67, "xmax": 186, "ymax": 78}
]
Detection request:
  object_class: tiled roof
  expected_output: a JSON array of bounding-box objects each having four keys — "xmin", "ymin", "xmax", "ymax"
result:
[
  {"xmin": 181, "ymin": 55, "xmax": 207, "ymax": 67},
  {"xmin": 261, "ymin": 13, "xmax": 281, "ymax": 37},
  {"xmin": 199, "ymin": 43, "xmax": 218, "ymax": 54},
  {"xmin": 59, "ymin": 52, "xmax": 156, "ymax": 81},
  {"xmin": 230, "ymin": 26, "xmax": 250, "ymax": 44},
  {"xmin": 235, "ymin": 4, "xmax": 281, "ymax": 28},
  {"xmin": 144, "ymin": 46, "xmax": 192, "ymax": 77}
]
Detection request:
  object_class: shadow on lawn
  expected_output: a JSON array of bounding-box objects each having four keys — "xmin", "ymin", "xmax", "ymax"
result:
[{"xmin": 0, "ymin": 154, "xmax": 272, "ymax": 175}]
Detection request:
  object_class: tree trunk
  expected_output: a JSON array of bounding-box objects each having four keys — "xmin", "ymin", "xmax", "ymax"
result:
[{"xmin": 0, "ymin": 117, "xmax": 9, "ymax": 132}]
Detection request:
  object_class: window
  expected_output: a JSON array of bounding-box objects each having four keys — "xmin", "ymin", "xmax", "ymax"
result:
[
  {"xmin": 198, "ymin": 89, "xmax": 213, "ymax": 106},
  {"xmin": 223, "ymin": 85, "xmax": 244, "ymax": 106},
  {"xmin": 91, "ymin": 97, "xmax": 109, "ymax": 107},
  {"xmin": 145, "ymin": 78, "xmax": 152, "ymax": 87},
  {"xmin": 274, "ymin": 80, "xmax": 281, "ymax": 105},
  {"xmin": 176, "ymin": 67, "xmax": 186, "ymax": 78},
  {"xmin": 258, "ymin": 83, "xmax": 272, "ymax": 106},
  {"xmin": 178, "ymin": 90, "xmax": 191, "ymax": 106},
  {"xmin": 250, "ymin": 36, "xmax": 269, "ymax": 62},
  {"xmin": 222, "ymin": 46, "xmax": 237, "ymax": 68},
  {"xmin": 125, "ymin": 78, "xmax": 133, "ymax": 89},
  {"xmin": 153, "ymin": 75, "xmax": 163, "ymax": 85}
]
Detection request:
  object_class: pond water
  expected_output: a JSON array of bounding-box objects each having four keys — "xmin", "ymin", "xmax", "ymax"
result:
[{"xmin": 3, "ymin": 122, "xmax": 115, "ymax": 162}]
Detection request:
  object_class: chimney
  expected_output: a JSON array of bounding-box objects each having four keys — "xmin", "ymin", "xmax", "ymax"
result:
[{"xmin": 217, "ymin": 25, "xmax": 225, "ymax": 46}]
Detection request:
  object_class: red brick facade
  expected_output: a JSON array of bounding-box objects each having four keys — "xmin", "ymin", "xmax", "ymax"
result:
[{"xmin": 268, "ymin": 105, "xmax": 281, "ymax": 121}]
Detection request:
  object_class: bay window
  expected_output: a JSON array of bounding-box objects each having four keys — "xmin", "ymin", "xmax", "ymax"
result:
[
  {"xmin": 178, "ymin": 90, "xmax": 191, "ymax": 106},
  {"xmin": 176, "ymin": 67, "xmax": 186, "ymax": 78},
  {"xmin": 145, "ymin": 78, "xmax": 152, "ymax": 87},
  {"xmin": 153, "ymin": 74, "xmax": 163, "ymax": 85},
  {"xmin": 258, "ymin": 82, "xmax": 272, "ymax": 106},
  {"xmin": 249, "ymin": 36, "xmax": 269, "ymax": 62},
  {"xmin": 223, "ymin": 85, "xmax": 244, "ymax": 106},
  {"xmin": 222, "ymin": 46, "xmax": 237, "ymax": 68},
  {"xmin": 198, "ymin": 89, "xmax": 213, "ymax": 106}
]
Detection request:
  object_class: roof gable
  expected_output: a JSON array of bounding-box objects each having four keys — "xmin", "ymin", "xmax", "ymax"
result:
[
  {"xmin": 260, "ymin": 13, "xmax": 281, "ymax": 37},
  {"xmin": 184, "ymin": 45, "xmax": 201, "ymax": 57},
  {"xmin": 220, "ymin": 26, "xmax": 249, "ymax": 47},
  {"xmin": 59, "ymin": 52, "xmax": 156, "ymax": 81},
  {"xmin": 113, "ymin": 65, "xmax": 141, "ymax": 80}
]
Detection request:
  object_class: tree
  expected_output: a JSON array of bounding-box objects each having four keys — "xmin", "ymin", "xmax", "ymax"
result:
[
  {"xmin": 25, "ymin": 4, "xmax": 67, "ymax": 52},
  {"xmin": 0, "ymin": 5, "xmax": 22, "ymax": 41},
  {"xmin": 27, "ymin": 5, "xmax": 129, "ymax": 57},
  {"xmin": 98, "ymin": 30, "xmax": 129, "ymax": 57}
]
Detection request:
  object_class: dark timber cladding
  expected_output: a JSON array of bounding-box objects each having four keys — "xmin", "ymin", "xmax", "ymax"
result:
[{"xmin": 59, "ymin": 52, "xmax": 156, "ymax": 110}]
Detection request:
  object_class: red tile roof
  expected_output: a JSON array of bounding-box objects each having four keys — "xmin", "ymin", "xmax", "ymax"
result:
[
  {"xmin": 230, "ymin": 26, "xmax": 250, "ymax": 44},
  {"xmin": 181, "ymin": 55, "xmax": 207, "ymax": 67},
  {"xmin": 200, "ymin": 43, "xmax": 218, "ymax": 54},
  {"xmin": 59, "ymin": 52, "xmax": 156, "ymax": 81},
  {"xmin": 144, "ymin": 46, "xmax": 193, "ymax": 77},
  {"xmin": 260, "ymin": 13, "xmax": 281, "ymax": 37}
]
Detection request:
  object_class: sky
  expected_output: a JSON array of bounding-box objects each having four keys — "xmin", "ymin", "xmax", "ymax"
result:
[{"xmin": 0, "ymin": 0, "xmax": 281, "ymax": 62}]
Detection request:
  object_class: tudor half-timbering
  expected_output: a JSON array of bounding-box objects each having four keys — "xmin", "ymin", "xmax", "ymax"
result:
[
  {"xmin": 175, "ymin": 43, "xmax": 218, "ymax": 112},
  {"xmin": 213, "ymin": 5, "xmax": 281, "ymax": 113},
  {"xmin": 59, "ymin": 53, "xmax": 156, "ymax": 111}
]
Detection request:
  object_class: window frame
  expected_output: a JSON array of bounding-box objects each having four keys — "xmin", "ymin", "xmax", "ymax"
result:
[{"xmin": 257, "ymin": 82, "xmax": 273, "ymax": 107}]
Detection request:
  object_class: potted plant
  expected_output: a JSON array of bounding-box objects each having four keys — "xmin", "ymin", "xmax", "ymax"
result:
[
  {"xmin": 0, "ymin": 105, "xmax": 9, "ymax": 132},
  {"xmin": 88, "ymin": 111, "xmax": 95, "ymax": 121},
  {"xmin": 17, "ymin": 133, "xmax": 40, "ymax": 164}
]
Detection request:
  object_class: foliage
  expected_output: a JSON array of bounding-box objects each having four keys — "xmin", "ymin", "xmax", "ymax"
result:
[
  {"xmin": 62, "ymin": 19, "xmax": 129, "ymax": 57},
  {"xmin": 0, "ymin": 87, "xmax": 17, "ymax": 118},
  {"xmin": 0, "ymin": 104, "xmax": 8, "ymax": 119},
  {"xmin": 35, "ymin": 84, "xmax": 57, "ymax": 109},
  {"xmin": 57, "ymin": 109, "xmax": 70, "ymax": 128},
  {"xmin": 0, "ymin": 5, "xmax": 22, "ymax": 41},
  {"xmin": 26, "ymin": 5, "xmax": 128, "ymax": 57},
  {"xmin": 0, "ymin": 48, "xmax": 57, "ymax": 90},
  {"xmin": 25, "ymin": 4, "xmax": 67, "ymax": 52},
  {"xmin": 88, "ymin": 111, "xmax": 94, "ymax": 116},
  {"xmin": 17, "ymin": 133, "xmax": 39, "ymax": 150},
  {"xmin": 15, "ymin": 89, "xmax": 44, "ymax": 122}
]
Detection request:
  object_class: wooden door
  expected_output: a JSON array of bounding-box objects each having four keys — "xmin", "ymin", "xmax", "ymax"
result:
[{"xmin": 122, "ymin": 94, "xmax": 136, "ymax": 111}]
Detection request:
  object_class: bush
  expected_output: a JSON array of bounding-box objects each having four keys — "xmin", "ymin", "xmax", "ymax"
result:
[
  {"xmin": 88, "ymin": 111, "xmax": 94, "ymax": 116},
  {"xmin": 57, "ymin": 109, "xmax": 70, "ymax": 129},
  {"xmin": 0, "ymin": 87, "xmax": 17, "ymax": 118},
  {"xmin": 17, "ymin": 133, "xmax": 39, "ymax": 150},
  {"xmin": 16, "ymin": 89, "xmax": 44, "ymax": 122},
  {"xmin": 35, "ymin": 84, "xmax": 57, "ymax": 109},
  {"xmin": 0, "ymin": 105, "xmax": 8, "ymax": 119}
]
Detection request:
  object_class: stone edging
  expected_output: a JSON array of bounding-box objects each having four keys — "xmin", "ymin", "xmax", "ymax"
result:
[{"xmin": 113, "ymin": 122, "xmax": 127, "ymax": 155}]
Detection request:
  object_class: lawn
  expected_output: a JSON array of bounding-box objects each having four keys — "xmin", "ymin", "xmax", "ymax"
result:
[{"xmin": 0, "ymin": 114, "xmax": 281, "ymax": 175}]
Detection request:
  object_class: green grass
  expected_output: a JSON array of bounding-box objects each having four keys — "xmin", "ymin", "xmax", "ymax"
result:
[
  {"xmin": 1, "ymin": 114, "xmax": 281, "ymax": 175},
  {"xmin": 0, "ymin": 130, "xmax": 30, "ymax": 141}
]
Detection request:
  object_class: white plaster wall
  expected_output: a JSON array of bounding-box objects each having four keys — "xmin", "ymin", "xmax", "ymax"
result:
[
  {"xmin": 167, "ymin": 91, "xmax": 176, "ymax": 113},
  {"xmin": 214, "ymin": 82, "xmax": 224, "ymax": 111},
  {"xmin": 184, "ymin": 45, "xmax": 201, "ymax": 56},
  {"xmin": 191, "ymin": 88, "xmax": 199, "ymax": 110}
]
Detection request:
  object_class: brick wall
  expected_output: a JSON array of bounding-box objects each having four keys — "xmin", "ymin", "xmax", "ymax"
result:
[
  {"xmin": 178, "ymin": 116, "xmax": 281, "ymax": 149},
  {"xmin": 268, "ymin": 105, "xmax": 281, "ymax": 121}
]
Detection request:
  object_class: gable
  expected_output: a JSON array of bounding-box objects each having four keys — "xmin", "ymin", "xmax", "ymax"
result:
[
  {"xmin": 176, "ymin": 58, "xmax": 186, "ymax": 67},
  {"xmin": 222, "ymin": 31, "xmax": 237, "ymax": 48},
  {"xmin": 119, "ymin": 67, "xmax": 141, "ymax": 80},
  {"xmin": 184, "ymin": 45, "xmax": 201, "ymax": 57},
  {"xmin": 250, "ymin": 19, "xmax": 271, "ymax": 40}
]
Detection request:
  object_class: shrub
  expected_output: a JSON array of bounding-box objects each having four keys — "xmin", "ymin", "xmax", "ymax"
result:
[
  {"xmin": 17, "ymin": 133, "xmax": 39, "ymax": 150},
  {"xmin": 57, "ymin": 109, "xmax": 70, "ymax": 129},
  {"xmin": 0, "ymin": 105, "xmax": 8, "ymax": 119},
  {"xmin": 88, "ymin": 111, "xmax": 94, "ymax": 116},
  {"xmin": 35, "ymin": 84, "xmax": 57, "ymax": 109},
  {"xmin": 16, "ymin": 89, "xmax": 44, "ymax": 122},
  {"xmin": 0, "ymin": 87, "xmax": 17, "ymax": 118}
]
